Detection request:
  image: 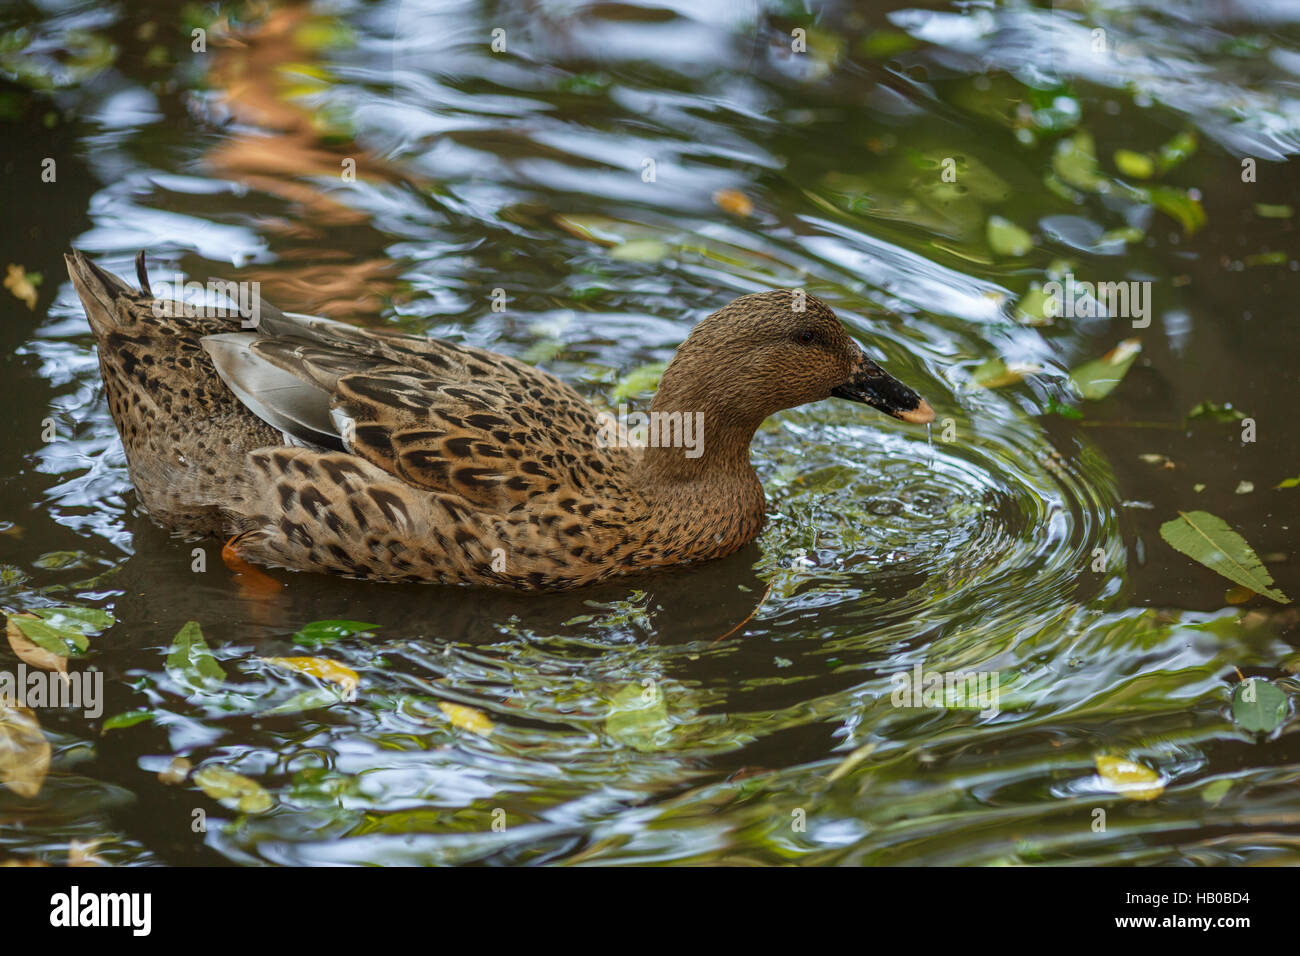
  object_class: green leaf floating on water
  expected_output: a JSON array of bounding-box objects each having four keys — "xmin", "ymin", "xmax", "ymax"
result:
[
  {"xmin": 102, "ymin": 709, "xmax": 154, "ymax": 732},
  {"xmin": 11, "ymin": 605, "xmax": 114, "ymax": 656},
  {"xmin": 1186, "ymin": 400, "xmax": 1245, "ymax": 424},
  {"xmin": 1159, "ymin": 511, "xmax": 1291, "ymax": 604},
  {"xmin": 986, "ymin": 215, "xmax": 1033, "ymax": 256},
  {"xmin": 1113, "ymin": 149, "xmax": 1155, "ymax": 179},
  {"xmin": 1068, "ymin": 338, "xmax": 1141, "ymax": 400},
  {"xmin": 166, "ymin": 620, "xmax": 227, "ymax": 692},
  {"xmin": 193, "ymin": 765, "xmax": 274, "ymax": 814},
  {"xmin": 1275, "ymin": 474, "xmax": 1300, "ymax": 490},
  {"xmin": 605, "ymin": 682, "xmax": 670, "ymax": 752},
  {"xmin": 1148, "ymin": 186, "xmax": 1206, "ymax": 235},
  {"xmin": 292, "ymin": 619, "xmax": 379, "ymax": 648},
  {"xmin": 1231, "ymin": 679, "xmax": 1289, "ymax": 733}
]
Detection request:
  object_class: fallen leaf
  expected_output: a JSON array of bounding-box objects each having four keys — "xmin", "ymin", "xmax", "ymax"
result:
[
  {"xmin": 1113, "ymin": 149, "xmax": 1154, "ymax": 179},
  {"xmin": 972, "ymin": 357, "xmax": 1040, "ymax": 388},
  {"xmin": 158, "ymin": 756, "xmax": 191, "ymax": 785},
  {"xmin": 1069, "ymin": 338, "xmax": 1141, "ymax": 400},
  {"xmin": 102, "ymin": 710, "xmax": 153, "ymax": 732},
  {"xmin": 1231, "ymin": 678, "xmax": 1289, "ymax": 734},
  {"xmin": 986, "ymin": 215, "xmax": 1033, "ymax": 256},
  {"xmin": 193, "ymin": 765, "xmax": 273, "ymax": 813},
  {"xmin": 291, "ymin": 619, "xmax": 379, "ymax": 647},
  {"xmin": 68, "ymin": 840, "xmax": 106, "ymax": 867},
  {"xmin": 713, "ymin": 188, "xmax": 754, "ymax": 217},
  {"xmin": 605, "ymin": 683, "xmax": 668, "ymax": 752},
  {"xmin": 0, "ymin": 700, "xmax": 50, "ymax": 797},
  {"xmin": 827, "ymin": 741, "xmax": 876, "ymax": 782},
  {"xmin": 1186, "ymin": 400, "xmax": 1245, "ymax": 424},
  {"xmin": 9, "ymin": 605, "xmax": 112, "ymax": 656},
  {"xmin": 262, "ymin": 656, "xmax": 359, "ymax": 696},
  {"xmin": 1225, "ymin": 585, "xmax": 1255, "ymax": 605},
  {"xmin": 1095, "ymin": 754, "xmax": 1164, "ymax": 801},
  {"xmin": 437, "ymin": 701, "xmax": 494, "ymax": 736},
  {"xmin": 1275, "ymin": 474, "xmax": 1300, "ymax": 490},
  {"xmin": 5, "ymin": 615, "xmax": 66, "ymax": 674},
  {"xmin": 3, "ymin": 264, "xmax": 38, "ymax": 310},
  {"xmin": 166, "ymin": 620, "xmax": 227, "ymax": 693},
  {"xmin": 1159, "ymin": 511, "xmax": 1290, "ymax": 604}
]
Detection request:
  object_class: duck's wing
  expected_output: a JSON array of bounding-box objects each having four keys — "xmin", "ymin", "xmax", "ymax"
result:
[{"xmin": 202, "ymin": 311, "xmax": 627, "ymax": 512}]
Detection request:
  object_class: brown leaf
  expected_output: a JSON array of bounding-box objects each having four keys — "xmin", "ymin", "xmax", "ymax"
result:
[
  {"xmin": 0, "ymin": 700, "xmax": 51, "ymax": 798},
  {"xmin": 68, "ymin": 839, "xmax": 106, "ymax": 867},
  {"xmin": 6, "ymin": 615, "xmax": 67, "ymax": 674},
  {"xmin": 3, "ymin": 264, "xmax": 38, "ymax": 310},
  {"xmin": 713, "ymin": 189, "xmax": 754, "ymax": 217},
  {"xmin": 158, "ymin": 756, "xmax": 192, "ymax": 785}
]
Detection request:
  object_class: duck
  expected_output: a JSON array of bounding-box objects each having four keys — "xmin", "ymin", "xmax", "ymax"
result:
[{"xmin": 65, "ymin": 250, "xmax": 934, "ymax": 591}]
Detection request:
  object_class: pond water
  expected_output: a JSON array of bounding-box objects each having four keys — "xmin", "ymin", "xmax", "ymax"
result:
[{"xmin": 1, "ymin": 0, "xmax": 1298, "ymax": 865}]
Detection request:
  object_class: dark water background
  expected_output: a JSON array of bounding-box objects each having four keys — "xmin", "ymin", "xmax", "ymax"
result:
[{"xmin": 0, "ymin": 0, "xmax": 1298, "ymax": 864}]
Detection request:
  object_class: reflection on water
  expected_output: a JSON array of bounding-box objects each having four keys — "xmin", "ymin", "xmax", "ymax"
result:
[{"xmin": 2, "ymin": 0, "xmax": 1299, "ymax": 865}]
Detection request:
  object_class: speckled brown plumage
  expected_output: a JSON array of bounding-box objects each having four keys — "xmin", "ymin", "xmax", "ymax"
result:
[{"xmin": 66, "ymin": 251, "xmax": 933, "ymax": 590}]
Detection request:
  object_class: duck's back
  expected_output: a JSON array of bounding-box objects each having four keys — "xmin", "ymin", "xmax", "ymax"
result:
[{"xmin": 67, "ymin": 252, "xmax": 644, "ymax": 588}]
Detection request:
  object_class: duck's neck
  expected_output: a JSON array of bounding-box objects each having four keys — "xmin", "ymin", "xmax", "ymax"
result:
[{"xmin": 631, "ymin": 387, "xmax": 768, "ymax": 563}]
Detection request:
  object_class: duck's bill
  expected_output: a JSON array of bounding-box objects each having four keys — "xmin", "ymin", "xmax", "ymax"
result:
[{"xmin": 831, "ymin": 357, "xmax": 935, "ymax": 424}]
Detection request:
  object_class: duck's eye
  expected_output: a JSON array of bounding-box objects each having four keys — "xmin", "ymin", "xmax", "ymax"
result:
[{"xmin": 797, "ymin": 329, "xmax": 816, "ymax": 345}]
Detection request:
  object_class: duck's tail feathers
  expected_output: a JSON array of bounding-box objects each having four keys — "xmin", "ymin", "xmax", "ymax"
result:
[{"xmin": 64, "ymin": 250, "xmax": 140, "ymax": 336}]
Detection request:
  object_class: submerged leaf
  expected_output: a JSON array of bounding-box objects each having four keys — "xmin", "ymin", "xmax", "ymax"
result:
[
  {"xmin": 262, "ymin": 657, "xmax": 359, "ymax": 696},
  {"xmin": 292, "ymin": 619, "xmax": 378, "ymax": 647},
  {"xmin": 437, "ymin": 701, "xmax": 494, "ymax": 736},
  {"xmin": 986, "ymin": 215, "xmax": 1033, "ymax": 256},
  {"xmin": 713, "ymin": 189, "xmax": 754, "ymax": 217},
  {"xmin": 1231, "ymin": 678, "xmax": 1288, "ymax": 733},
  {"xmin": 0, "ymin": 700, "xmax": 50, "ymax": 797},
  {"xmin": 1159, "ymin": 511, "xmax": 1290, "ymax": 604},
  {"xmin": 606, "ymin": 683, "xmax": 670, "ymax": 752},
  {"xmin": 165, "ymin": 620, "xmax": 227, "ymax": 692}
]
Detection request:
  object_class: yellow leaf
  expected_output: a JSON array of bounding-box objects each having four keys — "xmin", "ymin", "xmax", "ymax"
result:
[
  {"xmin": 6, "ymin": 615, "xmax": 67, "ymax": 674},
  {"xmin": 437, "ymin": 702, "xmax": 494, "ymax": 736},
  {"xmin": 3, "ymin": 264, "xmax": 37, "ymax": 310},
  {"xmin": 193, "ymin": 765, "xmax": 273, "ymax": 813},
  {"xmin": 713, "ymin": 188, "xmax": 754, "ymax": 217},
  {"xmin": 0, "ymin": 699, "xmax": 51, "ymax": 798},
  {"xmin": 261, "ymin": 656, "xmax": 359, "ymax": 695},
  {"xmin": 1095, "ymin": 754, "xmax": 1164, "ymax": 801},
  {"xmin": 68, "ymin": 839, "xmax": 106, "ymax": 867}
]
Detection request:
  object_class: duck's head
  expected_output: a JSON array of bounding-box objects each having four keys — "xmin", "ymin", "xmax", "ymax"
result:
[{"xmin": 654, "ymin": 289, "xmax": 934, "ymax": 429}]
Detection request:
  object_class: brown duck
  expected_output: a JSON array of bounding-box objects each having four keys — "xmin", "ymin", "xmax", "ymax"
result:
[{"xmin": 65, "ymin": 251, "xmax": 934, "ymax": 591}]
